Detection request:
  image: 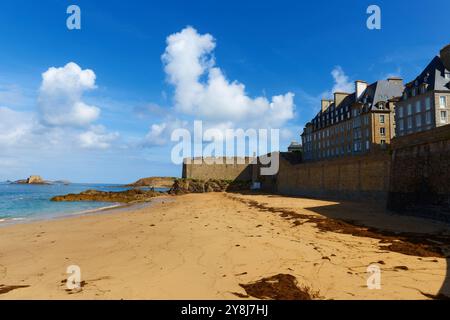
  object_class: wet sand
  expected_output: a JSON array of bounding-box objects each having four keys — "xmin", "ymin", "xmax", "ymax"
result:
[{"xmin": 0, "ymin": 192, "xmax": 449, "ymax": 300}]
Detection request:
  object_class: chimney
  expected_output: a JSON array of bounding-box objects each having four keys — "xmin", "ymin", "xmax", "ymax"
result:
[
  {"xmin": 440, "ymin": 44, "xmax": 450, "ymax": 70},
  {"xmin": 334, "ymin": 92, "xmax": 350, "ymax": 107},
  {"xmin": 355, "ymin": 80, "xmax": 368, "ymax": 100},
  {"xmin": 321, "ymin": 99, "xmax": 332, "ymax": 112}
]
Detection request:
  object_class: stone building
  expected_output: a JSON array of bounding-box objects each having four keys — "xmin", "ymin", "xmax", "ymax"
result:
[
  {"xmin": 301, "ymin": 78, "xmax": 404, "ymax": 162},
  {"xmin": 395, "ymin": 45, "xmax": 450, "ymax": 137},
  {"xmin": 287, "ymin": 141, "xmax": 302, "ymax": 153}
]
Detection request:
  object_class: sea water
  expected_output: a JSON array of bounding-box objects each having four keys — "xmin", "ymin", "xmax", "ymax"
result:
[{"xmin": 0, "ymin": 183, "xmax": 168, "ymax": 225}]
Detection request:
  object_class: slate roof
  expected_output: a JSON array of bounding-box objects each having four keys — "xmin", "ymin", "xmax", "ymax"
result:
[
  {"xmin": 404, "ymin": 56, "xmax": 450, "ymax": 92},
  {"xmin": 360, "ymin": 80, "xmax": 404, "ymax": 109},
  {"xmin": 308, "ymin": 79, "xmax": 403, "ymax": 132}
]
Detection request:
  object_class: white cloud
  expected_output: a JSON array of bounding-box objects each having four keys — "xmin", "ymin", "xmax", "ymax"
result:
[
  {"xmin": 143, "ymin": 119, "xmax": 188, "ymax": 147},
  {"xmin": 78, "ymin": 125, "xmax": 119, "ymax": 149},
  {"xmin": 0, "ymin": 84, "xmax": 32, "ymax": 108},
  {"xmin": 0, "ymin": 63, "xmax": 118, "ymax": 152},
  {"xmin": 160, "ymin": 26, "xmax": 295, "ymax": 129},
  {"xmin": 330, "ymin": 66, "xmax": 353, "ymax": 94},
  {"xmin": 38, "ymin": 62, "xmax": 100, "ymax": 127},
  {"xmin": 0, "ymin": 107, "xmax": 35, "ymax": 147}
]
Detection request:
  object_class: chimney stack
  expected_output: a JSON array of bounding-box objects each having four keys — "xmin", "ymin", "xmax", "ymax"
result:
[
  {"xmin": 355, "ymin": 81, "xmax": 368, "ymax": 99},
  {"xmin": 440, "ymin": 44, "xmax": 450, "ymax": 71},
  {"xmin": 334, "ymin": 92, "xmax": 350, "ymax": 107},
  {"xmin": 321, "ymin": 99, "xmax": 333, "ymax": 112}
]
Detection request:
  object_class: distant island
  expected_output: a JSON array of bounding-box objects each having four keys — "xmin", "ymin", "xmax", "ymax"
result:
[{"xmin": 11, "ymin": 175, "xmax": 70, "ymax": 185}]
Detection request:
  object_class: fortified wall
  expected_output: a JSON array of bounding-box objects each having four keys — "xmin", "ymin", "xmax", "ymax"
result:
[
  {"xmin": 182, "ymin": 152, "xmax": 391, "ymax": 202},
  {"xmin": 387, "ymin": 125, "xmax": 450, "ymax": 222},
  {"xmin": 276, "ymin": 153, "xmax": 391, "ymax": 202},
  {"xmin": 182, "ymin": 157, "xmax": 255, "ymax": 181}
]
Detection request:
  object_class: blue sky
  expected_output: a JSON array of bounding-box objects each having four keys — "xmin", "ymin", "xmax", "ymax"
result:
[{"xmin": 0, "ymin": 0, "xmax": 449, "ymax": 183}]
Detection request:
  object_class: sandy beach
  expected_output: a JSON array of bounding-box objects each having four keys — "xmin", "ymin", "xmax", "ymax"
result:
[{"xmin": 0, "ymin": 192, "xmax": 449, "ymax": 300}]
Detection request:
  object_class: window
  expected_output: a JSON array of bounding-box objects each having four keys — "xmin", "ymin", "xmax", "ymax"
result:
[
  {"xmin": 407, "ymin": 117, "xmax": 413, "ymax": 129},
  {"xmin": 440, "ymin": 96, "xmax": 447, "ymax": 108},
  {"xmin": 412, "ymin": 88, "xmax": 416, "ymax": 97},
  {"xmin": 366, "ymin": 140, "xmax": 370, "ymax": 150},
  {"xmin": 426, "ymin": 111, "xmax": 432, "ymax": 125},
  {"xmin": 445, "ymin": 72, "xmax": 450, "ymax": 80},
  {"xmin": 421, "ymin": 86, "xmax": 427, "ymax": 94},
  {"xmin": 441, "ymin": 111, "xmax": 447, "ymax": 123},
  {"xmin": 398, "ymin": 106, "xmax": 404, "ymax": 118},
  {"xmin": 398, "ymin": 119, "xmax": 404, "ymax": 131},
  {"xmin": 379, "ymin": 115, "xmax": 385, "ymax": 124},
  {"xmin": 425, "ymin": 97, "xmax": 431, "ymax": 110},
  {"xmin": 364, "ymin": 115, "xmax": 369, "ymax": 125},
  {"xmin": 415, "ymin": 114, "xmax": 422, "ymax": 127},
  {"xmin": 380, "ymin": 127, "xmax": 386, "ymax": 136},
  {"xmin": 407, "ymin": 104, "xmax": 412, "ymax": 115},
  {"xmin": 416, "ymin": 101, "xmax": 421, "ymax": 113},
  {"xmin": 380, "ymin": 140, "xmax": 386, "ymax": 149}
]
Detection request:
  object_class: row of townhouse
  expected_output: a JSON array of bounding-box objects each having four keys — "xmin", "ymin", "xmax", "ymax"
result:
[{"xmin": 301, "ymin": 44, "xmax": 450, "ymax": 162}]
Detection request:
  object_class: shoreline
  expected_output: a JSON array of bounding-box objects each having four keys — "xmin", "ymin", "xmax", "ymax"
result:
[{"xmin": 0, "ymin": 196, "xmax": 172, "ymax": 228}]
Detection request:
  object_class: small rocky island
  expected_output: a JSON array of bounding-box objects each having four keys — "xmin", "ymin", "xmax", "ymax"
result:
[
  {"xmin": 12, "ymin": 176, "xmax": 70, "ymax": 185},
  {"xmin": 13, "ymin": 176, "xmax": 49, "ymax": 185},
  {"xmin": 51, "ymin": 189, "xmax": 162, "ymax": 203}
]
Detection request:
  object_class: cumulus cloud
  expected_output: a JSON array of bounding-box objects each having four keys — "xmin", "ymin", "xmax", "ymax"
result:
[
  {"xmin": 78, "ymin": 125, "xmax": 119, "ymax": 149},
  {"xmin": 330, "ymin": 66, "xmax": 353, "ymax": 94},
  {"xmin": 38, "ymin": 62, "xmax": 100, "ymax": 127},
  {"xmin": 0, "ymin": 63, "xmax": 118, "ymax": 152},
  {"xmin": 160, "ymin": 26, "xmax": 295, "ymax": 129}
]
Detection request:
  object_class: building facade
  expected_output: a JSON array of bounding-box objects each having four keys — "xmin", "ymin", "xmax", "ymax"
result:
[
  {"xmin": 395, "ymin": 45, "xmax": 450, "ymax": 137},
  {"xmin": 287, "ymin": 141, "xmax": 302, "ymax": 153},
  {"xmin": 301, "ymin": 78, "xmax": 404, "ymax": 162}
]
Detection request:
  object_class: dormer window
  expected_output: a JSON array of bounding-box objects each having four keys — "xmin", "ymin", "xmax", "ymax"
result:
[
  {"xmin": 420, "ymin": 84, "xmax": 427, "ymax": 94},
  {"xmin": 403, "ymin": 92, "xmax": 408, "ymax": 100},
  {"xmin": 412, "ymin": 88, "xmax": 416, "ymax": 97}
]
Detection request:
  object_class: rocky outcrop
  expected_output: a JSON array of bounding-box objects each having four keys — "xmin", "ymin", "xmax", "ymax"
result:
[
  {"xmin": 13, "ymin": 176, "xmax": 50, "ymax": 185},
  {"xmin": 169, "ymin": 179, "xmax": 251, "ymax": 195},
  {"xmin": 27, "ymin": 176, "xmax": 44, "ymax": 184},
  {"xmin": 127, "ymin": 177, "xmax": 175, "ymax": 188},
  {"xmin": 51, "ymin": 189, "xmax": 162, "ymax": 203}
]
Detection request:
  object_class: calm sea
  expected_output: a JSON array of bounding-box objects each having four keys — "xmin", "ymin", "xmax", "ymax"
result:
[{"xmin": 0, "ymin": 183, "xmax": 168, "ymax": 225}]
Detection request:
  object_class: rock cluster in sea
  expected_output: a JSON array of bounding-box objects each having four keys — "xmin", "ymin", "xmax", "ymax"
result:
[{"xmin": 51, "ymin": 189, "xmax": 162, "ymax": 203}]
